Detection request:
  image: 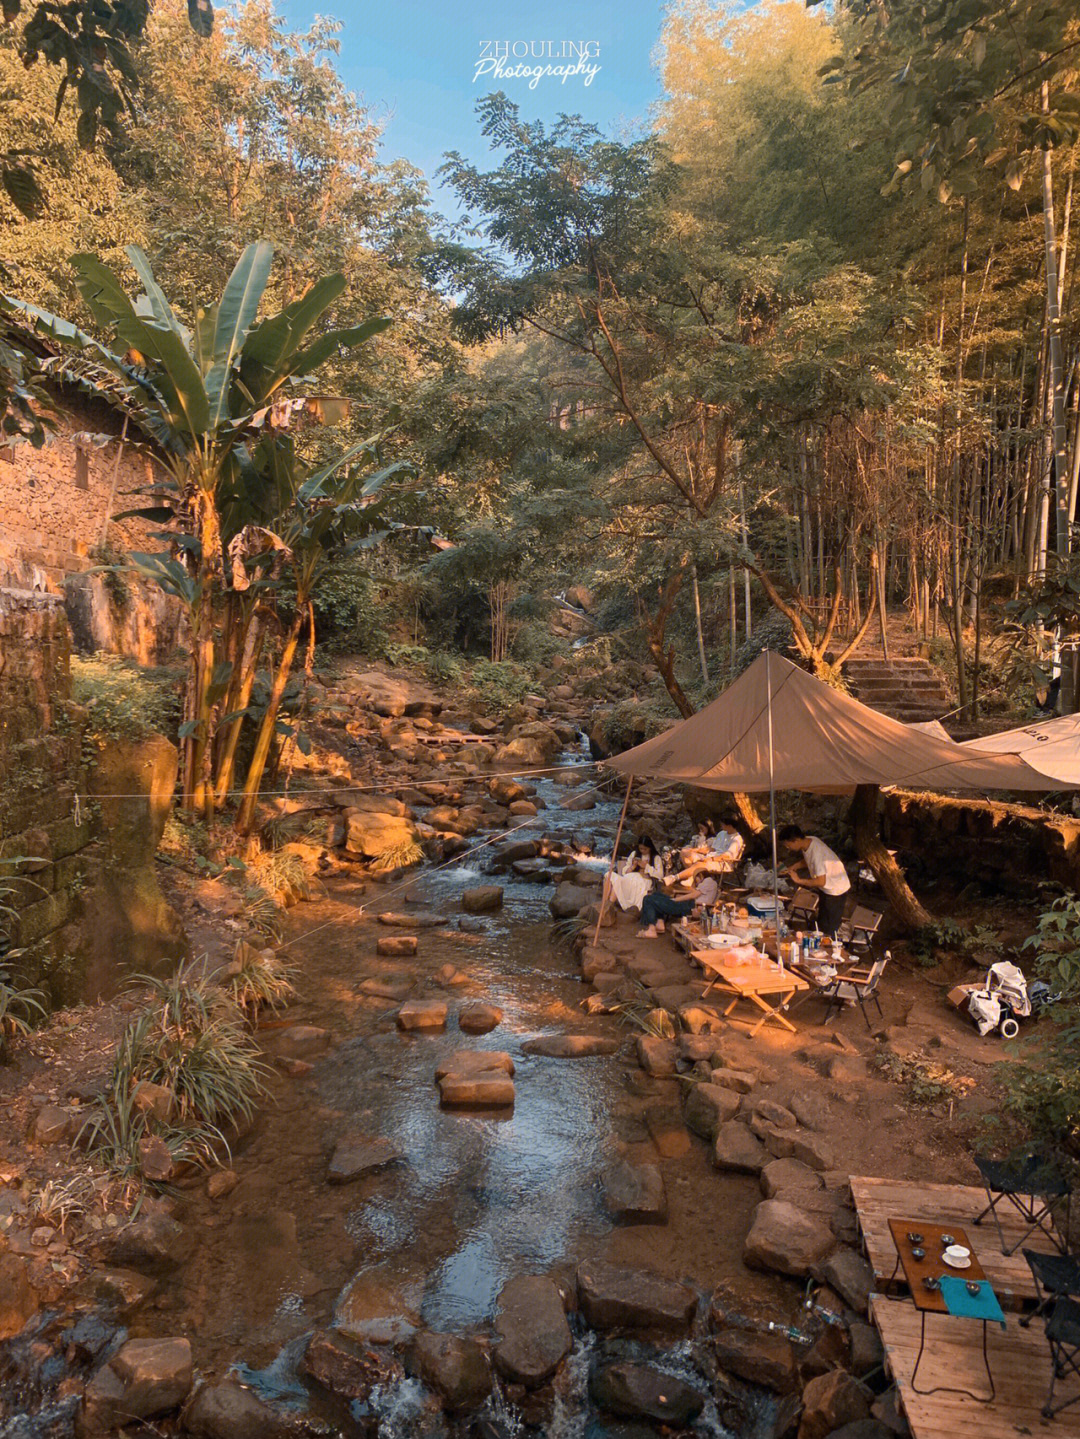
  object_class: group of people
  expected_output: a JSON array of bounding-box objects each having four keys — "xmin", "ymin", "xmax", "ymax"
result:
[{"xmin": 602, "ymin": 818, "xmax": 852, "ymax": 940}]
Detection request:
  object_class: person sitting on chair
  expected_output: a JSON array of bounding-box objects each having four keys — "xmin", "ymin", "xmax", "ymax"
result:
[
  {"xmin": 674, "ymin": 819, "xmax": 745, "ymax": 886},
  {"xmin": 777, "ymin": 824, "xmax": 850, "ymax": 936},
  {"xmin": 604, "ymin": 836, "xmax": 664, "ymax": 912},
  {"xmin": 637, "ymin": 873, "xmax": 719, "ymax": 939}
]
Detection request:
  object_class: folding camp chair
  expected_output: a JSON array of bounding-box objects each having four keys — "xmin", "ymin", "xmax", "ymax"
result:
[
  {"xmin": 819, "ymin": 953, "xmax": 890, "ymax": 1029},
  {"xmin": 1042, "ymin": 1296, "xmax": 1080, "ymax": 1419},
  {"xmin": 972, "ymin": 1150, "xmax": 1071, "ymax": 1256},
  {"xmin": 836, "ymin": 904, "xmax": 883, "ymax": 954},
  {"xmin": 1020, "ymin": 1249, "xmax": 1080, "ymax": 1328},
  {"xmin": 787, "ymin": 888, "xmax": 819, "ymax": 926}
]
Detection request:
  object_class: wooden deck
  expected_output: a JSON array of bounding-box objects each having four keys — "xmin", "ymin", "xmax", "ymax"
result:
[
  {"xmin": 870, "ymin": 1294, "xmax": 1069, "ymax": 1437},
  {"xmin": 851, "ymin": 1175, "xmax": 1062, "ymax": 1305}
]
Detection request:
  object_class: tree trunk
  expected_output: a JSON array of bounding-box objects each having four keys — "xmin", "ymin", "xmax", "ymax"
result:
[
  {"xmin": 852, "ymin": 784, "xmax": 931, "ymax": 932},
  {"xmin": 1042, "ymin": 82, "xmax": 1071, "ymax": 559},
  {"xmin": 235, "ymin": 612, "xmax": 304, "ymax": 835}
]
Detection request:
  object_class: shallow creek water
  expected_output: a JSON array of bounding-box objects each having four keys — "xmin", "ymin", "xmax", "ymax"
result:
[{"xmin": 161, "ymin": 753, "xmax": 766, "ymax": 1436}]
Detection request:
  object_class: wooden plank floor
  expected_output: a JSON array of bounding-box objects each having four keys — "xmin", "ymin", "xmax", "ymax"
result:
[
  {"xmin": 870, "ymin": 1294, "xmax": 1072, "ymax": 1438},
  {"xmin": 852, "ymin": 1175, "xmax": 1062, "ymax": 1304}
]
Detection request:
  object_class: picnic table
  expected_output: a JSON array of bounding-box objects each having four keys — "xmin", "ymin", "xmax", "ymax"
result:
[
  {"xmin": 887, "ymin": 1217, "xmax": 1005, "ymax": 1403},
  {"xmin": 689, "ymin": 950, "xmax": 808, "ymax": 1035}
]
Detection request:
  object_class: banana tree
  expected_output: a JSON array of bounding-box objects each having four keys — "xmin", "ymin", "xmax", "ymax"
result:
[
  {"xmin": 233, "ymin": 431, "xmax": 414, "ymax": 834},
  {"xmin": 5, "ymin": 243, "xmax": 389, "ymax": 817}
]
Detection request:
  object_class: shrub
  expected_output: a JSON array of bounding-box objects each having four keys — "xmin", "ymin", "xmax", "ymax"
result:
[
  {"xmin": 0, "ymin": 971, "xmax": 46, "ymax": 1061},
  {"xmin": 1022, "ymin": 892, "xmax": 1080, "ymax": 997},
  {"xmin": 222, "ymin": 945, "xmax": 297, "ymax": 1025},
  {"xmin": 71, "ymin": 653, "xmax": 183, "ymax": 743}
]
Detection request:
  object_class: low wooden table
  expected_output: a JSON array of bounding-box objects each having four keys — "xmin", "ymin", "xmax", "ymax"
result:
[
  {"xmin": 690, "ymin": 952, "xmax": 808, "ymax": 1035},
  {"xmin": 887, "ymin": 1217, "xmax": 1003, "ymax": 1402}
]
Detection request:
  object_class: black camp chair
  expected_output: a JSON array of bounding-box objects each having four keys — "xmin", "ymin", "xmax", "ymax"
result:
[
  {"xmin": 1042, "ymin": 1297, "xmax": 1080, "ymax": 1419},
  {"xmin": 1020, "ymin": 1249, "xmax": 1080, "ymax": 1328},
  {"xmin": 972, "ymin": 1150, "xmax": 1071, "ymax": 1256}
]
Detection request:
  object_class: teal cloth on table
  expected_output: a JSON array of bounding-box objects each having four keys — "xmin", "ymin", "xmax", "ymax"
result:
[{"xmin": 938, "ymin": 1275, "xmax": 1006, "ymax": 1329}]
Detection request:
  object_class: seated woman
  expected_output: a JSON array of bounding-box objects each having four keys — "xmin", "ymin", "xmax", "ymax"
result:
[
  {"xmin": 638, "ymin": 873, "xmax": 719, "ymax": 939},
  {"xmin": 674, "ymin": 822, "xmax": 745, "ymax": 886},
  {"xmin": 604, "ymin": 836, "xmax": 664, "ymax": 912},
  {"xmin": 679, "ymin": 820, "xmax": 715, "ymax": 868}
]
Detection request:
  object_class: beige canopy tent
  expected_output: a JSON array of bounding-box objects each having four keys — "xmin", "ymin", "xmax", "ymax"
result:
[
  {"xmin": 959, "ymin": 712, "xmax": 1080, "ymax": 785},
  {"xmin": 603, "ymin": 651, "xmax": 1080, "ymax": 795}
]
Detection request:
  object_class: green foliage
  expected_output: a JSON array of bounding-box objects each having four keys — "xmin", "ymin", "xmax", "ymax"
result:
[
  {"xmin": 0, "ymin": 970, "xmax": 46, "ymax": 1061},
  {"xmin": 71, "ymin": 652, "xmax": 182, "ymax": 743},
  {"xmin": 1023, "ymin": 893, "xmax": 1080, "ymax": 999},
  {"xmin": 221, "ymin": 944, "xmax": 297, "ymax": 1024},
  {"xmin": 910, "ymin": 920, "xmax": 1003, "ymax": 969},
  {"xmin": 872, "ymin": 1049, "xmax": 972, "ymax": 1106}
]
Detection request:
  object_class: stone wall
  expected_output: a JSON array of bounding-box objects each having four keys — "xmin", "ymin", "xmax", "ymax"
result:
[
  {"xmin": 0, "ymin": 588, "xmax": 186, "ymax": 1004},
  {"xmin": 0, "ymin": 390, "xmax": 184, "ymax": 664},
  {"xmin": 884, "ymin": 789, "xmax": 1080, "ymax": 895}
]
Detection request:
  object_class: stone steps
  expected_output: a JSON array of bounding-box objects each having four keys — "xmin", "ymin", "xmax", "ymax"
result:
[{"xmin": 842, "ymin": 656, "xmax": 952, "ymax": 724}]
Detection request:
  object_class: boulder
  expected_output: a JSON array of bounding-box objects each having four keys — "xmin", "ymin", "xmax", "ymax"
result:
[
  {"xmin": 549, "ymin": 882, "xmax": 591, "ymax": 918},
  {"xmin": 790, "ymin": 1091, "xmax": 832, "ymax": 1132},
  {"xmin": 0, "ymin": 1254, "xmax": 36, "ymax": 1340},
  {"xmin": 462, "ymin": 886, "xmax": 504, "ymax": 914},
  {"xmin": 712, "ymin": 1328, "xmax": 798, "ymax": 1394},
  {"xmin": 684, "ymin": 1083, "xmax": 741, "ymax": 1140},
  {"xmin": 577, "ymin": 1260, "xmax": 697, "ymax": 1336},
  {"xmin": 131, "ymin": 1080, "xmax": 176, "ymax": 1125},
  {"xmin": 751, "ymin": 1099, "xmax": 797, "ymax": 1131},
  {"xmin": 327, "ymin": 1136, "xmax": 403, "ymax": 1185},
  {"xmin": 101, "ymin": 1211, "xmax": 191, "ymax": 1274},
  {"xmin": 743, "ymin": 1200, "xmax": 835, "ymax": 1278},
  {"xmin": 493, "ymin": 1276, "xmax": 571, "ymax": 1387},
  {"xmin": 709, "ymin": 1066, "xmax": 757, "ymax": 1094},
  {"xmin": 303, "ymin": 1328, "xmax": 386, "ymax": 1400},
  {"xmin": 849, "ymin": 1320, "xmax": 885, "ymax": 1377},
  {"xmin": 397, "ymin": 1000, "xmax": 448, "ymax": 1031},
  {"xmin": 817, "ymin": 1245, "xmax": 875, "ymax": 1317},
  {"xmin": 760, "ymin": 1159, "xmax": 825, "ymax": 1199},
  {"xmin": 459, "ymin": 1003, "xmax": 502, "ymax": 1034},
  {"xmin": 439, "ymin": 1074, "xmax": 515, "ymax": 1108},
  {"xmin": 679, "ymin": 1004, "xmax": 725, "ymax": 1035},
  {"xmin": 31, "ymin": 1105, "xmax": 77, "ymax": 1145},
  {"xmin": 602, "ymin": 1160, "xmax": 667, "ymax": 1224},
  {"xmin": 334, "ymin": 1265, "xmax": 420, "ymax": 1346},
  {"xmin": 714, "ymin": 1123, "xmax": 768, "ymax": 1175},
  {"xmin": 522, "ymin": 1034, "xmax": 621, "ymax": 1058},
  {"xmin": 82, "ymin": 1337, "xmax": 193, "ymax": 1431},
  {"xmin": 797, "ymin": 1370, "xmax": 872, "ymax": 1439},
  {"xmin": 344, "ymin": 800, "xmax": 419, "ymax": 861},
  {"xmin": 410, "ymin": 1332, "xmax": 491, "ymax": 1413},
  {"xmin": 89, "ymin": 1267, "xmax": 156, "ymax": 1315},
  {"xmin": 636, "ymin": 1035, "xmax": 678, "ymax": 1077},
  {"xmin": 137, "ymin": 1134, "xmax": 176, "ymax": 1183},
  {"xmin": 183, "ymin": 1381, "xmax": 294, "ymax": 1439},
  {"xmin": 589, "ymin": 1362, "xmax": 705, "ymax": 1427}
]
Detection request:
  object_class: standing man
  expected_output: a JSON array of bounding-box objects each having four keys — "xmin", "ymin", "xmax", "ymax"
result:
[{"xmin": 777, "ymin": 824, "xmax": 851, "ymax": 936}]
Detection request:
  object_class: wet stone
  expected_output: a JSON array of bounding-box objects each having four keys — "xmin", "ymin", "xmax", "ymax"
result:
[
  {"xmin": 522, "ymin": 1034, "xmax": 621, "ymax": 1058},
  {"xmin": 376, "ymin": 935, "xmax": 418, "ymax": 957},
  {"xmin": 589, "ymin": 1362, "xmax": 705, "ymax": 1427},
  {"xmin": 271, "ymin": 1024, "xmax": 331, "ymax": 1056},
  {"xmin": 397, "ymin": 999, "xmax": 448, "ymax": 1031},
  {"xmin": 303, "ymin": 1327, "xmax": 389, "ymax": 1401},
  {"xmin": 82, "ymin": 1337, "xmax": 193, "ymax": 1431},
  {"xmin": 377, "ymin": 910, "xmax": 444, "ymax": 927},
  {"xmin": 602, "ymin": 1159, "xmax": 667, "ymax": 1225},
  {"xmin": 439, "ymin": 1073, "xmax": 515, "ymax": 1108},
  {"xmin": 577, "ymin": 1260, "xmax": 698, "ymax": 1336},
  {"xmin": 459, "ymin": 1003, "xmax": 503, "ymax": 1034},
  {"xmin": 493, "ymin": 1275, "xmax": 571, "ymax": 1388},
  {"xmin": 712, "ymin": 1328, "xmax": 798, "ymax": 1394},
  {"xmin": 327, "ymin": 1136, "xmax": 403, "ymax": 1185},
  {"xmin": 89, "ymin": 1267, "xmax": 157, "ymax": 1314},
  {"xmin": 435, "ymin": 1050, "xmax": 514, "ymax": 1079},
  {"xmin": 461, "ymin": 885, "xmax": 504, "ymax": 913},
  {"xmin": 183, "ymin": 1379, "xmax": 296, "ymax": 1439},
  {"xmin": 409, "ymin": 1331, "xmax": 491, "ymax": 1413},
  {"xmin": 100, "ymin": 1211, "xmax": 191, "ymax": 1274}
]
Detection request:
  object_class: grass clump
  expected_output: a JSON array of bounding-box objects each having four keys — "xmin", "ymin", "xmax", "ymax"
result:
[
  {"xmin": 71, "ymin": 652, "xmax": 183, "ymax": 744},
  {"xmin": 222, "ymin": 944, "xmax": 297, "ymax": 1024}
]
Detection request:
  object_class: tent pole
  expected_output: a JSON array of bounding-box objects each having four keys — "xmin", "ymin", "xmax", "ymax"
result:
[
  {"xmin": 765, "ymin": 650, "xmax": 782, "ymax": 940},
  {"xmin": 593, "ymin": 776, "xmax": 634, "ymax": 946}
]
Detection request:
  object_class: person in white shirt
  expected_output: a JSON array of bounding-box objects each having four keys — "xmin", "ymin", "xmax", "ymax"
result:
[
  {"xmin": 675, "ymin": 821, "xmax": 745, "ymax": 885},
  {"xmin": 637, "ymin": 874, "xmax": 719, "ymax": 939},
  {"xmin": 777, "ymin": 824, "xmax": 851, "ymax": 936}
]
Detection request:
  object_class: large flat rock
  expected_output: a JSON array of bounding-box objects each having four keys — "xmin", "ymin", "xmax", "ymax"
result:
[
  {"xmin": 493, "ymin": 1276, "xmax": 571, "ymax": 1387},
  {"xmin": 434, "ymin": 1050, "xmax": 515, "ymax": 1080},
  {"xmin": 522, "ymin": 1034, "xmax": 621, "ymax": 1058},
  {"xmin": 438, "ymin": 1074, "xmax": 515, "ymax": 1108},
  {"xmin": 743, "ymin": 1199, "xmax": 835, "ymax": 1278},
  {"xmin": 601, "ymin": 1160, "xmax": 667, "ymax": 1225},
  {"xmin": 327, "ymin": 1136, "xmax": 403, "ymax": 1185},
  {"xmin": 577, "ymin": 1260, "xmax": 697, "ymax": 1336}
]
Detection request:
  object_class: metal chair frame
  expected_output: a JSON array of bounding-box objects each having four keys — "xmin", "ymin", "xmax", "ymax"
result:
[
  {"xmin": 1042, "ymin": 1296, "xmax": 1080, "ymax": 1419},
  {"xmin": 820, "ymin": 954, "xmax": 889, "ymax": 1029},
  {"xmin": 1020, "ymin": 1248, "xmax": 1080, "ymax": 1329},
  {"xmin": 972, "ymin": 1151, "xmax": 1071, "ymax": 1257}
]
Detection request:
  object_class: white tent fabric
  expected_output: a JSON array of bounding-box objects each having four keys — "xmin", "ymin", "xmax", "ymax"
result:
[
  {"xmin": 603, "ymin": 651, "xmax": 1080, "ymax": 794},
  {"xmin": 959, "ymin": 712, "xmax": 1080, "ymax": 784}
]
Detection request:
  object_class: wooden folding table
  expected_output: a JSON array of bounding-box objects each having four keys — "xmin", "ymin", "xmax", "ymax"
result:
[{"xmin": 691, "ymin": 952, "xmax": 808, "ymax": 1035}]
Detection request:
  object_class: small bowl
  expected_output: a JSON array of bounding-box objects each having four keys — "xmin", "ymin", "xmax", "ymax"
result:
[
  {"xmin": 907, "ymin": 1232, "xmax": 924, "ymax": 1245},
  {"xmin": 922, "ymin": 1276, "xmax": 940, "ymax": 1291},
  {"xmin": 966, "ymin": 1281, "xmax": 982, "ymax": 1296},
  {"xmin": 940, "ymin": 1233, "xmax": 955, "ymax": 1246},
  {"xmin": 910, "ymin": 1247, "xmax": 925, "ymax": 1261}
]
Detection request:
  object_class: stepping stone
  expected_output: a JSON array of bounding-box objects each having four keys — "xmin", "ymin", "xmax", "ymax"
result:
[
  {"xmin": 522, "ymin": 1034, "xmax": 621, "ymax": 1058},
  {"xmin": 438, "ymin": 1074, "xmax": 515, "ymax": 1108},
  {"xmin": 358, "ymin": 975, "xmax": 414, "ymax": 1000},
  {"xmin": 493, "ymin": 1276, "xmax": 571, "ymax": 1387},
  {"xmin": 590, "ymin": 1361, "xmax": 705, "ymax": 1426},
  {"xmin": 377, "ymin": 936, "xmax": 417, "ymax": 957},
  {"xmin": 397, "ymin": 1000, "xmax": 448, "ymax": 1032},
  {"xmin": 327, "ymin": 1136, "xmax": 403, "ymax": 1185},
  {"xmin": 435, "ymin": 1050, "xmax": 515, "ymax": 1080},
  {"xmin": 576, "ymin": 1259, "xmax": 698, "ymax": 1335},
  {"xmin": 461, "ymin": 886, "xmax": 504, "ymax": 913},
  {"xmin": 459, "ymin": 1003, "xmax": 502, "ymax": 1034},
  {"xmin": 378, "ymin": 911, "xmax": 443, "ymax": 928},
  {"xmin": 601, "ymin": 1160, "xmax": 667, "ymax": 1224}
]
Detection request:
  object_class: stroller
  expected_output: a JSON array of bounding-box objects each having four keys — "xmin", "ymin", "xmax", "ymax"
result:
[{"xmin": 967, "ymin": 961, "xmax": 1038, "ymax": 1039}]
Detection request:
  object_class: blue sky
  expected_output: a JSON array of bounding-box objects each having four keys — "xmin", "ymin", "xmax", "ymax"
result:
[{"xmin": 279, "ymin": 0, "xmax": 668, "ymax": 219}]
